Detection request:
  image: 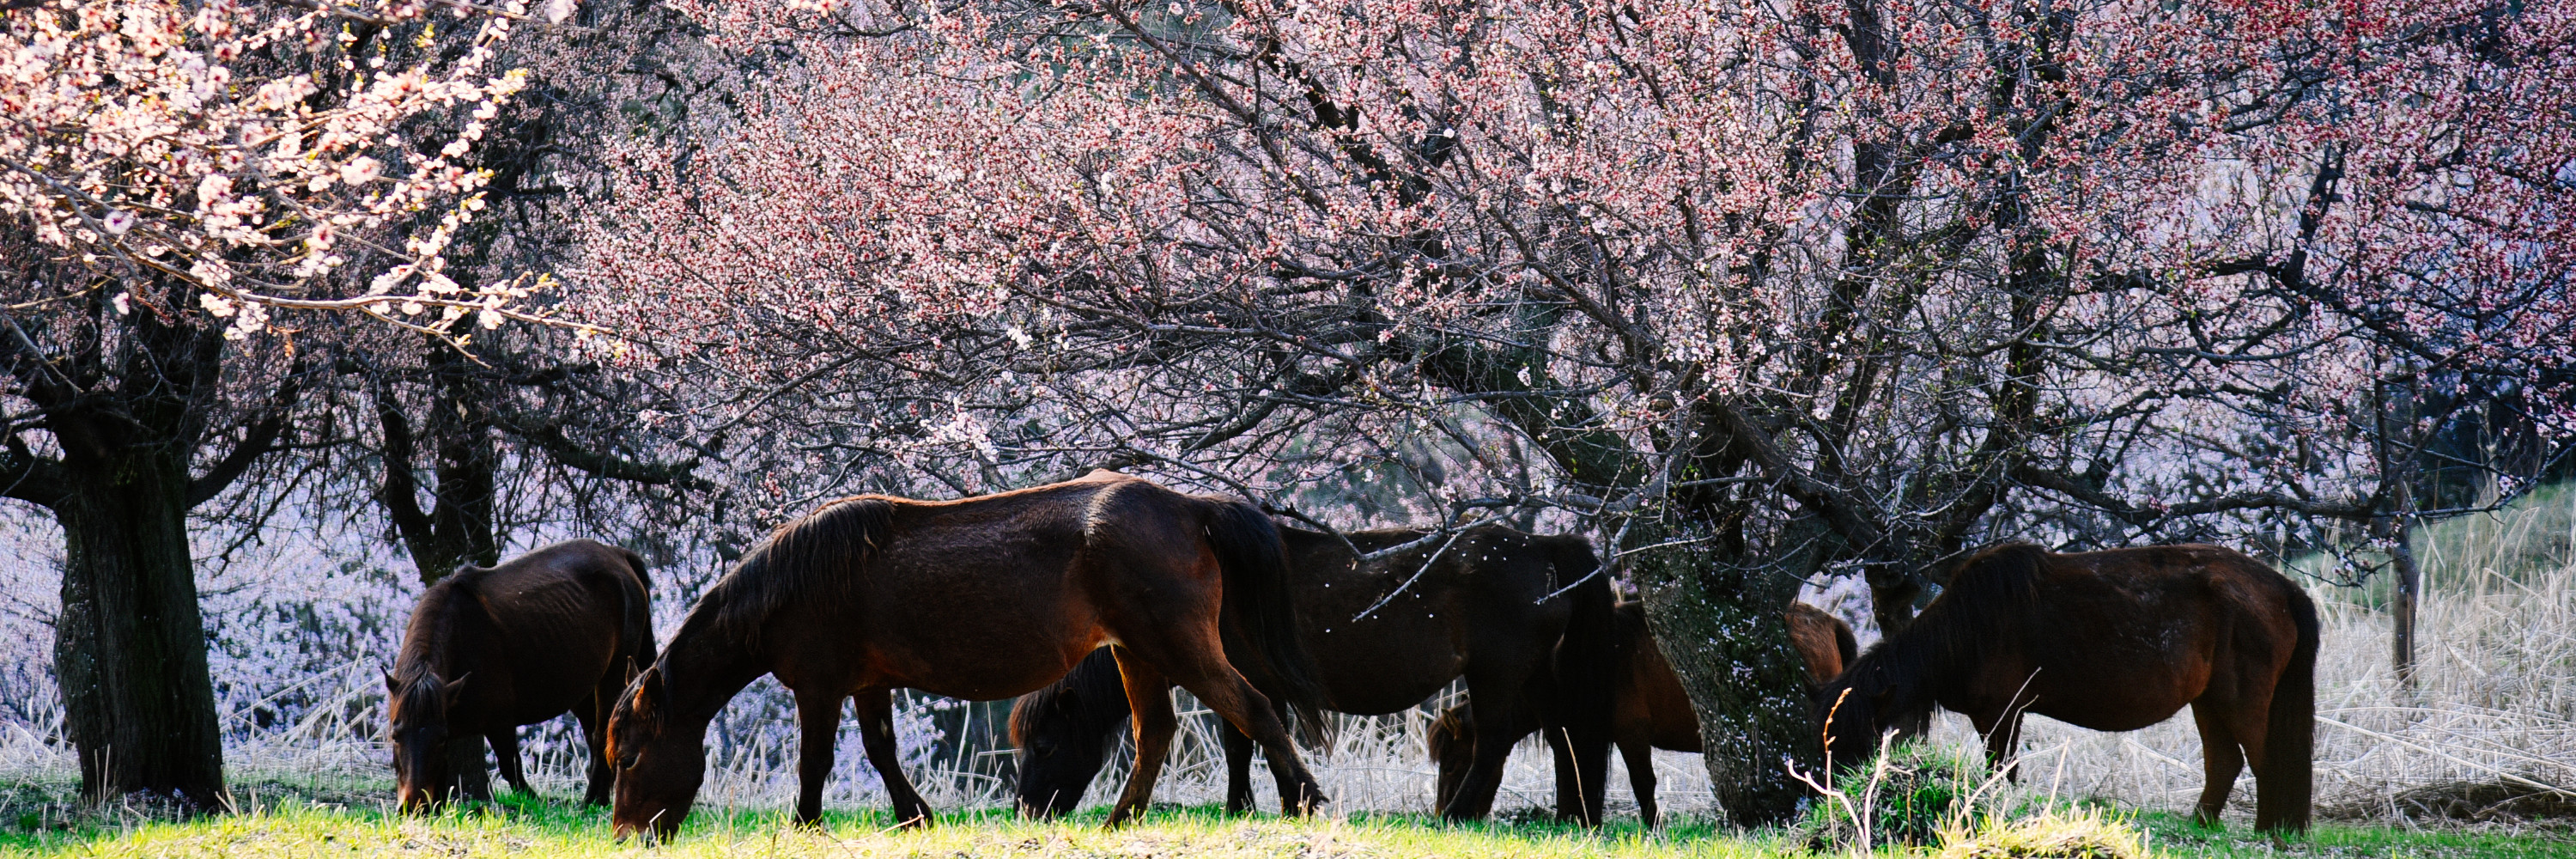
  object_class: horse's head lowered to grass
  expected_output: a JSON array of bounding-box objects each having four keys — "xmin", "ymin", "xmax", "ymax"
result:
[
  {"xmin": 606, "ymin": 663, "xmax": 701, "ymax": 843},
  {"xmin": 385, "ymin": 668, "xmax": 472, "ymax": 813}
]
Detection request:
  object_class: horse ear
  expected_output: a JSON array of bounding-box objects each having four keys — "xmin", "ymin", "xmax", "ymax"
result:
[
  {"xmin": 383, "ymin": 667, "xmax": 398, "ymax": 694},
  {"xmin": 629, "ymin": 665, "xmax": 664, "ymax": 717},
  {"xmin": 441, "ymin": 673, "xmax": 471, "ymax": 705},
  {"xmin": 623, "ymin": 657, "xmax": 641, "ymax": 685}
]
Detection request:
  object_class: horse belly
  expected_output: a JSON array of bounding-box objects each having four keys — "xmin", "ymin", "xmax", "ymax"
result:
[
  {"xmin": 1302, "ymin": 578, "xmax": 1468, "ymax": 715},
  {"xmin": 1310, "ymin": 618, "xmax": 1464, "ymax": 715},
  {"xmin": 835, "ymin": 554, "xmax": 1101, "ymax": 701},
  {"xmin": 2024, "ymin": 655, "xmax": 2206, "ymax": 732}
]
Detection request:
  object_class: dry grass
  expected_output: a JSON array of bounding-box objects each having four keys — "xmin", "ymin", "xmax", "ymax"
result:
[{"xmin": 1934, "ymin": 807, "xmax": 2148, "ymax": 859}]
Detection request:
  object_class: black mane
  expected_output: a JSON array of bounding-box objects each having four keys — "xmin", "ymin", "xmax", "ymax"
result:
[
  {"xmin": 1840, "ymin": 542, "xmax": 2050, "ymax": 716},
  {"xmin": 685, "ymin": 497, "xmax": 896, "ymax": 646}
]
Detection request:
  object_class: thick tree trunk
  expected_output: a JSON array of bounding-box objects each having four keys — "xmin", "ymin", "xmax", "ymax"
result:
[
  {"xmin": 51, "ymin": 450, "xmax": 227, "ymax": 809},
  {"xmin": 1631, "ymin": 520, "xmax": 1819, "ymax": 826}
]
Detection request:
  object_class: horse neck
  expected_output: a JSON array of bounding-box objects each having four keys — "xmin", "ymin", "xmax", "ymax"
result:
[
  {"xmin": 655, "ymin": 619, "xmax": 769, "ymax": 728},
  {"xmin": 395, "ymin": 585, "xmax": 480, "ymax": 685},
  {"xmin": 1856, "ymin": 619, "xmax": 1958, "ymax": 719}
]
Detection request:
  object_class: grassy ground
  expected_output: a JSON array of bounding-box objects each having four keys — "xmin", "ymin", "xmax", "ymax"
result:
[{"xmin": 2, "ymin": 789, "xmax": 2569, "ymax": 859}]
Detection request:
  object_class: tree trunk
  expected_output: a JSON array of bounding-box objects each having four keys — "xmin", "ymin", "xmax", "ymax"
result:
[
  {"xmin": 1631, "ymin": 519, "xmax": 1819, "ymax": 826},
  {"xmin": 2387, "ymin": 510, "xmax": 2421, "ymax": 691},
  {"xmin": 426, "ymin": 338, "xmax": 500, "ymax": 573},
  {"xmin": 51, "ymin": 449, "xmax": 227, "ymax": 809},
  {"xmin": 374, "ymin": 336, "xmax": 501, "ymax": 586}
]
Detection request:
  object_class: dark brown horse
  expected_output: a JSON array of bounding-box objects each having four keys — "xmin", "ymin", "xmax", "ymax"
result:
[
  {"xmin": 1431, "ymin": 600, "xmax": 1854, "ymax": 825},
  {"xmin": 604, "ymin": 472, "xmax": 1326, "ymax": 842},
  {"xmin": 385, "ymin": 539, "xmax": 654, "ymax": 811},
  {"xmin": 1814, "ymin": 542, "xmax": 2318, "ymax": 832},
  {"xmin": 1009, "ymin": 523, "xmax": 1617, "ymax": 822}
]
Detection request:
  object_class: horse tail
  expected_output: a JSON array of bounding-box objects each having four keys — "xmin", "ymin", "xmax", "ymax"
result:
[
  {"xmin": 1832, "ymin": 615, "xmax": 1860, "ymax": 672},
  {"xmin": 613, "ymin": 545, "xmax": 659, "ymax": 670},
  {"xmin": 1203, "ymin": 499, "xmax": 1327, "ymax": 746},
  {"xmin": 1545, "ymin": 535, "xmax": 1616, "ymax": 825},
  {"xmin": 2257, "ymin": 576, "xmax": 2318, "ymax": 833}
]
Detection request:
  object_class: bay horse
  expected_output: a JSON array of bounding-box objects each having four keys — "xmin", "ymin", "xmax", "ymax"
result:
[
  {"xmin": 604, "ymin": 472, "xmax": 1327, "ymax": 842},
  {"xmin": 1009, "ymin": 523, "xmax": 1617, "ymax": 823},
  {"xmin": 1814, "ymin": 542, "xmax": 2318, "ymax": 832},
  {"xmin": 1430, "ymin": 600, "xmax": 1855, "ymax": 825},
  {"xmin": 385, "ymin": 539, "xmax": 654, "ymax": 811}
]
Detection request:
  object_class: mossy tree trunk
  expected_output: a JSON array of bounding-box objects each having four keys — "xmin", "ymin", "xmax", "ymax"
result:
[
  {"xmin": 1, "ymin": 294, "xmax": 298, "ymax": 810},
  {"xmin": 51, "ymin": 448, "xmax": 227, "ymax": 808},
  {"xmin": 1629, "ymin": 517, "xmax": 1824, "ymax": 825}
]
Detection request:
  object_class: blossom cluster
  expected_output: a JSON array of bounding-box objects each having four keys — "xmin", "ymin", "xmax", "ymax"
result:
[{"xmin": 3, "ymin": 0, "xmax": 553, "ymax": 338}]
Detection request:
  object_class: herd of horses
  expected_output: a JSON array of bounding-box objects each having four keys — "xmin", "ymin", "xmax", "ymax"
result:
[{"xmin": 384, "ymin": 471, "xmax": 2320, "ymax": 841}]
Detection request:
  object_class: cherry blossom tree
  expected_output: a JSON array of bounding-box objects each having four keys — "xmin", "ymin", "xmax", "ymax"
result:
[
  {"xmin": 0, "ymin": 0, "xmax": 580, "ymax": 805},
  {"xmin": 570, "ymin": 0, "xmax": 2576, "ymax": 823}
]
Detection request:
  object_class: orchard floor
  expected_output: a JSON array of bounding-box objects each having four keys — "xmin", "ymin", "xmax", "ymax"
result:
[{"xmin": 0, "ymin": 785, "xmax": 2569, "ymax": 859}]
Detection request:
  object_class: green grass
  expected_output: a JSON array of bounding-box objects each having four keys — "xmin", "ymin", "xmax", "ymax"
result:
[
  {"xmin": 2132, "ymin": 812, "xmax": 2576, "ymax": 857},
  {"xmin": 3, "ymin": 793, "xmax": 2571, "ymax": 858}
]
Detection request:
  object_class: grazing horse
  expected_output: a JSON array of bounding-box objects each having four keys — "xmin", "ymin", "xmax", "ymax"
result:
[
  {"xmin": 604, "ymin": 472, "xmax": 1326, "ymax": 842},
  {"xmin": 1814, "ymin": 542, "xmax": 2318, "ymax": 832},
  {"xmin": 385, "ymin": 539, "xmax": 654, "ymax": 811},
  {"xmin": 1430, "ymin": 600, "xmax": 1855, "ymax": 825},
  {"xmin": 1010, "ymin": 523, "xmax": 1618, "ymax": 822}
]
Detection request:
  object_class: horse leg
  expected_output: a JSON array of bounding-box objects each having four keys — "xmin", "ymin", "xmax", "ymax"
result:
[
  {"xmin": 1103, "ymin": 655, "xmax": 1179, "ymax": 827},
  {"xmin": 1621, "ymin": 740, "xmax": 1659, "ymax": 828},
  {"xmin": 575, "ymin": 691, "xmax": 613, "ymax": 807},
  {"xmin": 1117, "ymin": 632, "xmax": 1326, "ymax": 816},
  {"xmin": 793, "ymin": 688, "xmax": 845, "ymax": 828},
  {"xmin": 489, "ymin": 728, "xmax": 531, "ymax": 795},
  {"xmin": 447, "ymin": 734, "xmax": 493, "ymax": 801},
  {"xmin": 1544, "ymin": 726, "xmax": 1588, "ymax": 823},
  {"xmin": 856, "ymin": 689, "xmax": 936, "ymax": 828},
  {"xmin": 2190, "ymin": 702, "xmax": 2245, "ymax": 826},
  {"xmin": 1443, "ymin": 694, "xmax": 1529, "ymax": 821},
  {"xmin": 1219, "ymin": 719, "xmax": 1255, "ymax": 815}
]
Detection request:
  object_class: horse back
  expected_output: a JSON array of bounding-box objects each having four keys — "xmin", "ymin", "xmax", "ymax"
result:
[
  {"xmin": 1944, "ymin": 543, "xmax": 2304, "ymax": 729},
  {"xmin": 762, "ymin": 475, "xmax": 1224, "ymax": 699},
  {"xmin": 434, "ymin": 539, "xmax": 653, "ymax": 726}
]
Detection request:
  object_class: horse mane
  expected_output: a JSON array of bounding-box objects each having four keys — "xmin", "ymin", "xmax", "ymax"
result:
[
  {"xmin": 391, "ymin": 568, "xmax": 497, "ymax": 720},
  {"xmin": 687, "ymin": 497, "xmax": 897, "ymax": 645},
  {"xmin": 1845, "ymin": 541, "xmax": 2050, "ymax": 714}
]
